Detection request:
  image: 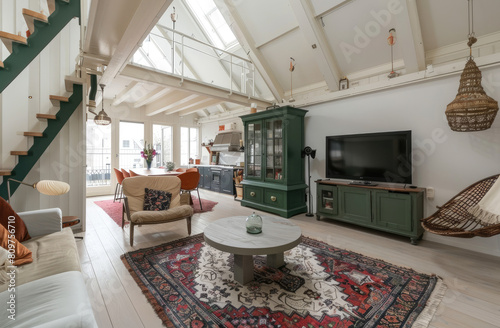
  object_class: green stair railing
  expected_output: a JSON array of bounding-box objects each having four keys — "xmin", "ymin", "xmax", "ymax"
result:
[
  {"xmin": 0, "ymin": 0, "xmax": 80, "ymax": 94},
  {"xmin": 0, "ymin": 84, "xmax": 83, "ymax": 199}
]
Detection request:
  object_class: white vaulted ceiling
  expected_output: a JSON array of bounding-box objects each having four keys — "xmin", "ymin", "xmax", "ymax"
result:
[{"xmin": 81, "ymin": 0, "xmax": 500, "ymax": 120}]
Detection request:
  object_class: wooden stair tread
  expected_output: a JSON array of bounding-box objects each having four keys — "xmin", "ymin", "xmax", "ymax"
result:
[
  {"xmin": 36, "ymin": 113, "xmax": 57, "ymax": 120},
  {"xmin": 11, "ymin": 151, "xmax": 28, "ymax": 156},
  {"xmin": 49, "ymin": 95, "xmax": 69, "ymax": 106},
  {"xmin": 24, "ymin": 132, "xmax": 43, "ymax": 137},
  {"xmin": 47, "ymin": 0, "xmax": 70, "ymax": 15},
  {"xmin": 0, "ymin": 31, "xmax": 28, "ymax": 53},
  {"xmin": 0, "ymin": 170, "xmax": 12, "ymax": 176},
  {"xmin": 23, "ymin": 9, "xmax": 49, "ymax": 34},
  {"xmin": 0, "ymin": 60, "xmax": 4, "ymax": 69},
  {"xmin": 64, "ymin": 75, "xmax": 84, "ymax": 92}
]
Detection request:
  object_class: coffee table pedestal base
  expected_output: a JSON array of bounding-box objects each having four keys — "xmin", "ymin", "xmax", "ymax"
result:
[
  {"xmin": 234, "ymin": 254, "xmax": 254, "ymax": 285},
  {"xmin": 234, "ymin": 253, "xmax": 286, "ymax": 285},
  {"xmin": 267, "ymin": 253, "xmax": 285, "ymax": 268}
]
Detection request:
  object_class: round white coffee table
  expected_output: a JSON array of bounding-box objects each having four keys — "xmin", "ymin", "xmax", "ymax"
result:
[{"xmin": 204, "ymin": 215, "xmax": 302, "ymax": 285}]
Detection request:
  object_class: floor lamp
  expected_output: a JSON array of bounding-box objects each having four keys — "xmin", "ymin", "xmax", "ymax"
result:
[
  {"xmin": 302, "ymin": 146, "xmax": 316, "ymax": 217},
  {"xmin": 7, "ymin": 178, "xmax": 70, "ymax": 203}
]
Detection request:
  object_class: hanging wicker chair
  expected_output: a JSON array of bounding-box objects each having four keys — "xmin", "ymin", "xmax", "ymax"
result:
[{"xmin": 421, "ymin": 174, "xmax": 500, "ymax": 238}]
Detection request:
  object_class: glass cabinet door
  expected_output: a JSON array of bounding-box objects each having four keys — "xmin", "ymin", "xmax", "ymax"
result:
[
  {"xmin": 246, "ymin": 122, "xmax": 262, "ymax": 178},
  {"xmin": 265, "ymin": 119, "xmax": 284, "ymax": 181}
]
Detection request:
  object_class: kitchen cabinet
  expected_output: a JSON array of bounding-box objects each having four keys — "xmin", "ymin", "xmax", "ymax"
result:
[
  {"xmin": 196, "ymin": 165, "xmax": 238, "ymax": 195},
  {"xmin": 240, "ymin": 106, "xmax": 308, "ymax": 218},
  {"xmin": 221, "ymin": 168, "xmax": 234, "ymax": 195}
]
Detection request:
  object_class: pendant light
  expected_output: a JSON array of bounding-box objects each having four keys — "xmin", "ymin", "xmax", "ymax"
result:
[
  {"xmin": 387, "ymin": 28, "xmax": 398, "ymax": 79},
  {"xmin": 94, "ymin": 84, "xmax": 112, "ymax": 126},
  {"xmin": 445, "ymin": 0, "xmax": 498, "ymax": 132}
]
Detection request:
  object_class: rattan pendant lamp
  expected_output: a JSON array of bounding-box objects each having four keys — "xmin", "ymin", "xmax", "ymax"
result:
[{"xmin": 445, "ymin": 0, "xmax": 498, "ymax": 132}]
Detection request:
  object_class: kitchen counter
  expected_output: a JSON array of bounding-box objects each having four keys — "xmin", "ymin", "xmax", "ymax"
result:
[
  {"xmin": 196, "ymin": 164, "xmax": 244, "ymax": 169},
  {"xmin": 196, "ymin": 165, "xmax": 243, "ymax": 195}
]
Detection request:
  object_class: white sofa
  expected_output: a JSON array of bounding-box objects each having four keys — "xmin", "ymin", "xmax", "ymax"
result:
[{"xmin": 0, "ymin": 208, "xmax": 97, "ymax": 328}]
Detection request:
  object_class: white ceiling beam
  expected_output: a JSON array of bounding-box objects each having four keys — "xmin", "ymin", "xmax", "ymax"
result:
[
  {"xmin": 176, "ymin": 99, "xmax": 223, "ymax": 116},
  {"xmin": 99, "ymin": 0, "xmax": 173, "ymax": 86},
  {"xmin": 111, "ymin": 81, "xmax": 140, "ymax": 106},
  {"xmin": 82, "ymin": 0, "xmax": 99, "ymax": 53},
  {"xmin": 166, "ymin": 97, "xmax": 221, "ymax": 115},
  {"xmin": 215, "ymin": 0, "xmax": 284, "ymax": 103},
  {"xmin": 145, "ymin": 90, "xmax": 193, "ymax": 116},
  {"xmin": 217, "ymin": 103, "xmax": 229, "ymax": 113},
  {"xmin": 288, "ymin": 0, "xmax": 342, "ymax": 91},
  {"xmin": 122, "ymin": 64, "xmax": 273, "ymax": 109},
  {"xmin": 400, "ymin": 0, "xmax": 426, "ymax": 73},
  {"xmin": 134, "ymin": 86, "xmax": 172, "ymax": 108}
]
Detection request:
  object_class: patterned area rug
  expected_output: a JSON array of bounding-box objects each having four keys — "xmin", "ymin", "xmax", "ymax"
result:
[
  {"xmin": 95, "ymin": 197, "xmax": 218, "ymax": 226},
  {"xmin": 121, "ymin": 234, "xmax": 445, "ymax": 328}
]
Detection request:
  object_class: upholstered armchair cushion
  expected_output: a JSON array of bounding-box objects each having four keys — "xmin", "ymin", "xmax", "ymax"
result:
[
  {"xmin": 131, "ymin": 206, "xmax": 193, "ymax": 224},
  {"xmin": 122, "ymin": 176, "xmax": 194, "ymax": 246},
  {"xmin": 122, "ymin": 176, "xmax": 183, "ymax": 216}
]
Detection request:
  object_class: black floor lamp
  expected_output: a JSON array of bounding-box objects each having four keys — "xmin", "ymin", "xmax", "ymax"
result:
[{"xmin": 302, "ymin": 146, "xmax": 316, "ymax": 217}]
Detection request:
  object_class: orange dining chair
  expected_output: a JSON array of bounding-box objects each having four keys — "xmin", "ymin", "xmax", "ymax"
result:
[
  {"xmin": 121, "ymin": 168, "xmax": 131, "ymax": 178},
  {"xmin": 129, "ymin": 170, "xmax": 141, "ymax": 177},
  {"xmin": 186, "ymin": 168, "xmax": 198, "ymax": 172},
  {"xmin": 113, "ymin": 168, "xmax": 125, "ymax": 202},
  {"xmin": 176, "ymin": 168, "xmax": 187, "ymax": 173},
  {"xmin": 177, "ymin": 171, "xmax": 202, "ymax": 210}
]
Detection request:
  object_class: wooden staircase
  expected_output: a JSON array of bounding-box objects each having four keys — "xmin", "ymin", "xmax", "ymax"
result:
[
  {"xmin": 0, "ymin": 0, "xmax": 80, "ymax": 94},
  {"xmin": 0, "ymin": 82, "xmax": 83, "ymax": 199}
]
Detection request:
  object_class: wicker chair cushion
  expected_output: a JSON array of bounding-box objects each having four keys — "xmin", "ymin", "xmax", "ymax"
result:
[{"xmin": 130, "ymin": 205, "xmax": 193, "ymax": 224}]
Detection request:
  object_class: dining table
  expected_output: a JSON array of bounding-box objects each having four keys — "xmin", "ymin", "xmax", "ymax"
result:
[{"xmin": 131, "ymin": 168, "xmax": 183, "ymax": 176}]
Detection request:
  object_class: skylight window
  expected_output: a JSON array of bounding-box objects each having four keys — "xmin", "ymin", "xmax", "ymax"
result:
[{"xmin": 185, "ymin": 0, "xmax": 237, "ymax": 50}]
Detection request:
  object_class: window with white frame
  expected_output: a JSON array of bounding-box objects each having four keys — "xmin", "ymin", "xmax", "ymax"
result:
[
  {"xmin": 153, "ymin": 124, "xmax": 173, "ymax": 168},
  {"xmin": 184, "ymin": 0, "xmax": 237, "ymax": 50},
  {"xmin": 180, "ymin": 127, "xmax": 199, "ymax": 166}
]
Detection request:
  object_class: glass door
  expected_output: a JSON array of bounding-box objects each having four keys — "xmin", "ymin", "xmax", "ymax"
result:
[
  {"xmin": 245, "ymin": 122, "xmax": 262, "ymax": 179},
  {"xmin": 153, "ymin": 124, "xmax": 172, "ymax": 168},
  {"xmin": 119, "ymin": 121, "xmax": 145, "ymax": 169},
  {"xmin": 86, "ymin": 120, "xmax": 112, "ymax": 196},
  {"xmin": 265, "ymin": 119, "xmax": 283, "ymax": 181}
]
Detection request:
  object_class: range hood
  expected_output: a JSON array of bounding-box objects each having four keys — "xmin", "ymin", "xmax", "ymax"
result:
[{"xmin": 211, "ymin": 131, "xmax": 242, "ymax": 152}]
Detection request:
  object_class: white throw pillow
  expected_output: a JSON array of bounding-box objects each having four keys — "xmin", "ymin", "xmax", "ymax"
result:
[{"xmin": 0, "ymin": 246, "xmax": 16, "ymax": 284}]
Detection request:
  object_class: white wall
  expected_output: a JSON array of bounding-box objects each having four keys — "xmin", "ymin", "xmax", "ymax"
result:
[
  {"xmin": 1, "ymin": 1, "xmax": 84, "ymax": 226},
  {"xmin": 304, "ymin": 65, "xmax": 500, "ymax": 257}
]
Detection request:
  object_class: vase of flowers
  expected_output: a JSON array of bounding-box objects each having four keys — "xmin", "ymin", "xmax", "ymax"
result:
[{"xmin": 141, "ymin": 143, "xmax": 156, "ymax": 170}]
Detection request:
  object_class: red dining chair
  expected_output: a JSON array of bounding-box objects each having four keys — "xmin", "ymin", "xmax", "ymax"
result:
[
  {"xmin": 113, "ymin": 168, "xmax": 125, "ymax": 202},
  {"xmin": 186, "ymin": 168, "xmax": 198, "ymax": 172},
  {"xmin": 129, "ymin": 170, "xmax": 141, "ymax": 177},
  {"xmin": 121, "ymin": 168, "xmax": 131, "ymax": 178},
  {"xmin": 177, "ymin": 171, "xmax": 202, "ymax": 210},
  {"xmin": 176, "ymin": 168, "xmax": 187, "ymax": 173}
]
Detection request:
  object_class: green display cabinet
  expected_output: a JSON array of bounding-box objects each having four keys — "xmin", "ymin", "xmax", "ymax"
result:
[
  {"xmin": 316, "ymin": 181, "xmax": 424, "ymax": 244},
  {"xmin": 240, "ymin": 106, "xmax": 308, "ymax": 218}
]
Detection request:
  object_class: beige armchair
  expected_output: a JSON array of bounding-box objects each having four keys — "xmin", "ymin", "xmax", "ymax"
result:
[{"xmin": 121, "ymin": 176, "xmax": 194, "ymax": 246}]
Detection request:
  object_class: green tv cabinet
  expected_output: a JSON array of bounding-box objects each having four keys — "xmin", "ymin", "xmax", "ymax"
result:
[
  {"xmin": 240, "ymin": 106, "xmax": 308, "ymax": 218},
  {"xmin": 316, "ymin": 180, "xmax": 424, "ymax": 244}
]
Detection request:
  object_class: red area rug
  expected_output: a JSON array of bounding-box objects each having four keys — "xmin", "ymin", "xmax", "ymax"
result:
[
  {"xmin": 121, "ymin": 234, "xmax": 445, "ymax": 327},
  {"xmin": 94, "ymin": 196, "xmax": 218, "ymax": 226}
]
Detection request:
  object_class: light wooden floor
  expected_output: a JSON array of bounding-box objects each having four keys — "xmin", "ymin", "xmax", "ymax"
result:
[{"xmin": 79, "ymin": 190, "xmax": 500, "ymax": 328}]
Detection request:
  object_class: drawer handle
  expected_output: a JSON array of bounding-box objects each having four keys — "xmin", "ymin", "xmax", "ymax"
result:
[
  {"xmin": 271, "ymin": 196, "xmax": 277, "ymax": 202},
  {"xmin": 250, "ymin": 191, "xmax": 256, "ymax": 197}
]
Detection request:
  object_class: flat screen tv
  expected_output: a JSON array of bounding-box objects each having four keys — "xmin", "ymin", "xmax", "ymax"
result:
[{"xmin": 326, "ymin": 130, "xmax": 412, "ymax": 184}]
